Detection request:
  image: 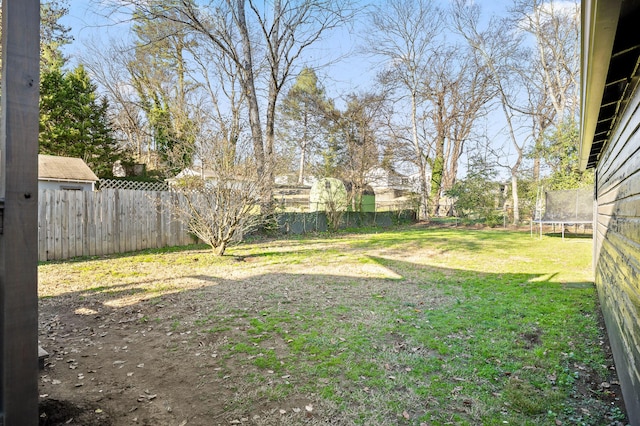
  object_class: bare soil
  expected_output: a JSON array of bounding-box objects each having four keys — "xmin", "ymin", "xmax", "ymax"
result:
[
  {"xmin": 37, "ymin": 228, "xmax": 625, "ymax": 425},
  {"xmin": 38, "ymin": 237, "xmax": 418, "ymax": 425}
]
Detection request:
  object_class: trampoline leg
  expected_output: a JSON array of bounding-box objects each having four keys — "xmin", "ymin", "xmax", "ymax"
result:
[{"xmin": 562, "ymin": 223, "xmax": 565, "ymax": 240}]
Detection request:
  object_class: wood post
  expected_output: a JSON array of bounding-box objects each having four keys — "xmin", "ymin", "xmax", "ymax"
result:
[{"xmin": 0, "ymin": 0, "xmax": 40, "ymax": 424}]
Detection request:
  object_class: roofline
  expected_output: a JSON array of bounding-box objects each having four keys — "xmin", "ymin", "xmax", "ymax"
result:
[
  {"xmin": 38, "ymin": 177, "xmax": 97, "ymax": 184},
  {"xmin": 579, "ymin": 0, "xmax": 622, "ymax": 170}
]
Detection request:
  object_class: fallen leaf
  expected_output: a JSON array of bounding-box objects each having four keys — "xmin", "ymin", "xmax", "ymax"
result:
[
  {"xmin": 402, "ymin": 410, "xmax": 410, "ymax": 419},
  {"xmin": 279, "ymin": 409, "xmax": 286, "ymax": 414},
  {"xmin": 305, "ymin": 404, "xmax": 313, "ymax": 412}
]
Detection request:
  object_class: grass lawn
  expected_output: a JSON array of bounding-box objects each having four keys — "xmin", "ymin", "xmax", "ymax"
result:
[{"xmin": 38, "ymin": 225, "xmax": 627, "ymax": 425}]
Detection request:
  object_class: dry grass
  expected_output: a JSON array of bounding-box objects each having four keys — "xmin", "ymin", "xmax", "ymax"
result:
[{"xmin": 38, "ymin": 226, "xmax": 627, "ymax": 425}]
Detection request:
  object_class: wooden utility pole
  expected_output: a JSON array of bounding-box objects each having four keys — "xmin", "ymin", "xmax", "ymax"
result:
[{"xmin": 0, "ymin": 0, "xmax": 40, "ymax": 425}]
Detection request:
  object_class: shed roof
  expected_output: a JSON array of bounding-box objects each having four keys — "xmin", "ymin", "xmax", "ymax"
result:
[
  {"xmin": 38, "ymin": 154, "xmax": 99, "ymax": 182},
  {"xmin": 580, "ymin": 0, "xmax": 640, "ymax": 169}
]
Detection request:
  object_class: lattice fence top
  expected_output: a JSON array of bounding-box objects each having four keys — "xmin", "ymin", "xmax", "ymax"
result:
[{"xmin": 98, "ymin": 178, "xmax": 169, "ymax": 192}]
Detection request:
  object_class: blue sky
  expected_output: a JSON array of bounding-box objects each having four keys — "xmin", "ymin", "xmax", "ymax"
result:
[
  {"xmin": 60, "ymin": 0, "xmax": 514, "ymax": 101},
  {"xmin": 59, "ymin": 0, "xmax": 521, "ymax": 179}
]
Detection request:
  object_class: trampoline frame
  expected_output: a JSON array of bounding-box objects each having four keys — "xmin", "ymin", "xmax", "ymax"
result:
[{"xmin": 531, "ymin": 189, "xmax": 594, "ymax": 240}]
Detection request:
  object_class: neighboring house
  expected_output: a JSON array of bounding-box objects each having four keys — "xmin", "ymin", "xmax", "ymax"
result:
[
  {"xmin": 366, "ymin": 167, "xmax": 410, "ymax": 191},
  {"xmin": 168, "ymin": 167, "xmax": 256, "ymax": 193},
  {"xmin": 365, "ymin": 167, "xmax": 423, "ymax": 193},
  {"xmin": 581, "ymin": 1, "xmax": 640, "ymax": 422},
  {"xmin": 169, "ymin": 167, "xmax": 216, "ymax": 183},
  {"xmin": 274, "ymin": 173, "xmax": 318, "ymax": 187},
  {"xmin": 38, "ymin": 154, "xmax": 98, "ymax": 191},
  {"xmin": 167, "ymin": 167, "xmax": 219, "ymax": 190}
]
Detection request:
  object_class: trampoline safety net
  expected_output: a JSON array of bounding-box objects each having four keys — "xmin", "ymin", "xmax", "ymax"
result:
[{"xmin": 536, "ymin": 189, "xmax": 593, "ymax": 222}]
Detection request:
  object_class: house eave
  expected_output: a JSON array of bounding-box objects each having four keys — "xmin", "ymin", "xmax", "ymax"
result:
[{"xmin": 579, "ymin": 0, "xmax": 622, "ymax": 170}]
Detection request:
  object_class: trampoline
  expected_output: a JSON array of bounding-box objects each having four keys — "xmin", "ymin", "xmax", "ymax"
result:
[{"xmin": 531, "ymin": 189, "xmax": 594, "ymax": 239}]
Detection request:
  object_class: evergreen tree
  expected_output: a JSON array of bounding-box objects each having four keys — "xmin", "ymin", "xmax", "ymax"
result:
[
  {"xmin": 278, "ymin": 67, "xmax": 334, "ymax": 184},
  {"xmin": 0, "ymin": 0, "xmax": 72, "ymax": 72},
  {"xmin": 39, "ymin": 65, "xmax": 121, "ymax": 177}
]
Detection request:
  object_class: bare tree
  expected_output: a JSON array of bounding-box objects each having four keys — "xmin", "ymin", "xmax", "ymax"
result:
[
  {"xmin": 441, "ymin": 49, "xmax": 495, "ymax": 196},
  {"xmin": 452, "ymin": 0, "xmax": 528, "ymax": 224},
  {"xmin": 420, "ymin": 44, "xmax": 494, "ymax": 215},
  {"xmin": 108, "ymin": 0, "xmax": 354, "ymax": 210},
  {"xmin": 169, "ymin": 141, "xmax": 268, "ymax": 256},
  {"xmin": 452, "ymin": 0, "xmax": 580, "ymax": 223},
  {"xmin": 367, "ymin": 0, "xmax": 493, "ymax": 218},
  {"xmin": 82, "ymin": 41, "xmax": 151, "ymax": 163},
  {"xmin": 363, "ymin": 0, "xmax": 443, "ymax": 219},
  {"xmin": 186, "ymin": 28, "xmax": 247, "ymax": 166},
  {"xmin": 510, "ymin": 0, "xmax": 580, "ymax": 181},
  {"xmin": 511, "ymin": 0, "xmax": 579, "ymax": 121}
]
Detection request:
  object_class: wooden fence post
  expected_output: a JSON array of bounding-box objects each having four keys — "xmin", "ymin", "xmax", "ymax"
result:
[{"xmin": 0, "ymin": 0, "xmax": 40, "ymax": 424}]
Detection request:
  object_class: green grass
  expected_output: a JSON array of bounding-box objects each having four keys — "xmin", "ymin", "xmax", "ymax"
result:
[
  {"xmin": 39, "ymin": 226, "xmax": 624, "ymax": 425},
  {"xmin": 218, "ymin": 228, "xmax": 614, "ymax": 424}
]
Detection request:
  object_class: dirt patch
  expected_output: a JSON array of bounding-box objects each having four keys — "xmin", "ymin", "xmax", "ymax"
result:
[
  {"xmin": 37, "ymin": 248, "xmax": 418, "ymax": 425},
  {"xmin": 39, "ymin": 398, "xmax": 111, "ymax": 425},
  {"xmin": 36, "ymin": 230, "xmax": 627, "ymax": 425}
]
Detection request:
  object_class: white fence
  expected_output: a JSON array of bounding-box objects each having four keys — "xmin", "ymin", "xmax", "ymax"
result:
[{"xmin": 38, "ymin": 189, "xmax": 194, "ymax": 261}]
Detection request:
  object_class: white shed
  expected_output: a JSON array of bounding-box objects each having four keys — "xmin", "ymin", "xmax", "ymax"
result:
[{"xmin": 38, "ymin": 154, "xmax": 99, "ymax": 191}]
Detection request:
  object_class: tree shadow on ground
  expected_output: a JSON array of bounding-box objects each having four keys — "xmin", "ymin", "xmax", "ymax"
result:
[{"xmin": 38, "ymin": 254, "xmax": 626, "ymax": 426}]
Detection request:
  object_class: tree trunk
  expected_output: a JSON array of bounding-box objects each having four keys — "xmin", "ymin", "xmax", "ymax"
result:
[
  {"xmin": 213, "ymin": 242, "xmax": 226, "ymax": 256},
  {"xmin": 511, "ymin": 171, "xmax": 520, "ymax": 225},
  {"xmin": 533, "ymin": 156, "xmax": 540, "ymax": 182},
  {"xmin": 261, "ymin": 0, "xmax": 282, "ymax": 215},
  {"xmin": 410, "ymin": 92, "xmax": 429, "ymax": 220},
  {"xmin": 298, "ymin": 140, "xmax": 307, "ymax": 185},
  {"xmin": 430, "ymin": 157, "xmax": 443, "ymax": 216},
  {"xmin": 236, "ymin": 2, "xmax": 263, "ymax": 171},
  {"xmin": 235, "ymin": 0, "xmax": 270, "ymax": 211}
]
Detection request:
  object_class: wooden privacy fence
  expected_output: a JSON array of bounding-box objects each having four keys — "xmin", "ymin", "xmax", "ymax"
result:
[
  {"xmin": 38, "ymin": 189, "xmax": 195, "ymax": 261},
  {"xmin": 38, "ymin": 189, "xmax": 419, "ymax": 262}
]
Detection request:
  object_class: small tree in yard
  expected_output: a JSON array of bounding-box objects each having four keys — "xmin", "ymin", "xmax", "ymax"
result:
[
  {"xmin": 171, "ymin": 144, "xmax": 269, "ymax": 256},
  {"xmin": 447, "ymin": 155, "xmax": 504, "ymax": 226}
]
